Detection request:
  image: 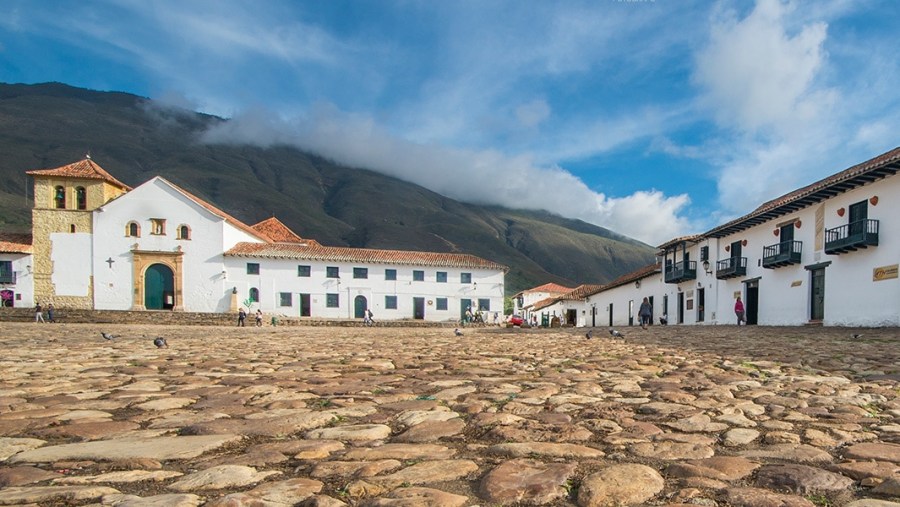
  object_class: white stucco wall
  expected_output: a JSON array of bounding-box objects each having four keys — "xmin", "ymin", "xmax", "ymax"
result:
[
  {"xmin": 580, "ymin": 273, "xmax": 668, "ymax": 328},
  {"xmin": 50, "ymin": 232, "xmax": 92, "ymax": 297},
  {"xmin": 225, "ymin": 257, "xmax": 505, "ymax": 321},
  {"xmin": 93, "ymin": 178, "xmax": 234, "ymax": 312},
  {"xmin": 0, "ymin": 253, "xmax": 34, "ymax": 308}
]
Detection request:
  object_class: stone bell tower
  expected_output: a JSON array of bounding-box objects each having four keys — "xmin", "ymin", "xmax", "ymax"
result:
[{"xmin": 26, "ymin": 157, "xmax": 130, "ymax": 308}]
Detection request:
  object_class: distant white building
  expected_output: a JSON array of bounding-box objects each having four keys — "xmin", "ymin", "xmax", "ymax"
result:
[
  {"xmin": 512, "ymin": 282, "xmax": 573, "ymax": 321},
  {"xmin": 0, "ymin": 233, "xmax": 33, "ymax": 309},
  {"xmin": 7, "ymin": 158, "xmax": 507, "ymax": 321}
]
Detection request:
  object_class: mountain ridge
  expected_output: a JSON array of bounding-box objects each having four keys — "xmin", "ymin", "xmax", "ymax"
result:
[{"xmin": 0, "ymin": 81, "xmax": 657, "ymax": 294}]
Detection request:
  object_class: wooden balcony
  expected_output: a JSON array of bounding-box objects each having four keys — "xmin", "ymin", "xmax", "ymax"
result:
[
  {"xmin": 0, "ymin": 272, "xmax": 16, "ymax": 284},
  {"xmin": 664, "ymin": 261, "xmax": 696, "ymax": 283},
  {"xmin": 825, "ymin": 219, "xmax": 879, "ymax": 255},
  {"xmin": 716, "ymin": 257, "xmax": 747, "ymax": 280},
  {"xmin": 762, "ymin": 240, "xmax": 802, "ymax": 269}
]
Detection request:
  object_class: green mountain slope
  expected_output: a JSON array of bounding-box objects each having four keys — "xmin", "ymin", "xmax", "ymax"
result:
[{"xmin": 0, "ymin": 82, "xmax": 657, "ymax": 294}]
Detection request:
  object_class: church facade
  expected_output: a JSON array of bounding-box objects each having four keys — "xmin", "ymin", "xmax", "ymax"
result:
[{"xmin": 2, "ymin": 158, "xmax": 507, "ymax": 321}]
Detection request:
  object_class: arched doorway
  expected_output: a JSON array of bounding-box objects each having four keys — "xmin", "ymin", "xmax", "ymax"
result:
[
  {"xmin": 354, "ymin": 295, "xmax": 367, "ymax": 318},
  {"xmin": 145, "ymin": 263, "xmax": 175, "ymax": 310}
]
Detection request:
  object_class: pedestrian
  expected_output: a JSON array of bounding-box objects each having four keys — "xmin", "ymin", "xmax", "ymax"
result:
[
  {"xmin": 639, "ymin": 297, "xmax": 652, "ymax": 329},
  {"xmin": 493, "ymin": 312, "xmax": 499, "ymax": 326},
  {"xmin": 47, "ymin": 303, "xmax": 55, "ymax": 323},
  {"xmin": 364, "ymin": 308, "xmax": 374, "ymax": 326},
  {"xmin": 734, "ymin": 296, "xmax": 745, "ymax": 325},
  {"xmin": 238, "ymin": 308, "xmax": 247, "ymax": 327},
  {"xmin": 255, "ymin": 309, "xmax": 263, "ymax": 327},
  {"xmin": 35, "ymin": 302, "xmax": 45, "ymax": 323}
]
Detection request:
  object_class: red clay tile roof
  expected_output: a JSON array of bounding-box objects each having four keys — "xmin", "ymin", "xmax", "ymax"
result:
[
  {"xmin": 224, "ymin": 242, "xmax": 508, "ymax": 270},
  {"xmin": 528, "ymin": 296, "xmax": 561, "ymax": 311},
  {"xmin": 560, "ymin": 284, "xmax": 605, "ymax": 300},
  {"xmin": 26, "ymin": 158, "xmax": 131, "ymax": 190},
  {"xmin": 656, "ymin": 235, "xmax": 702, "ymax": 250},
  {"xmin": 514, "ymin": 282, "xmax": 574, "ymax": 298},
  {"xmin": 705, "ymin": 146, "xmax": 900, "ymax": 238},
  {"xmin": 155, "ymin": 177, "xmax": 271, "ymax": 243},
  {"xmin": 251, "ymin": 217, "xmax": 319, "ymax": 245},
  {"xmin": 600, "ymin": 262, "xmax": 662, "ymax": 291},
  {"xmin": 0, "ymin": 233, "xmax": 33, "ymax": 254}
]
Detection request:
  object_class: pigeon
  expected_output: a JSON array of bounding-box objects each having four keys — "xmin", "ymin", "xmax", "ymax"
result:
[
  {"xmin": 153, "ymin": 337, "xmax": 168, "ymax": 348},
  {"xmin": 608, "ymin": 328, "xmax": 625, "ymax": 339},
  {"xmin": 454, "ymin": 328, "xmax": 463, "ymax": 337},
  {"xmin": 850, "ymin": 333, "xmax": 863, "ymax": 340},
  {"xmin": 585, "ymin": 330, "xmax": 593, "ymax": 339},
  {"xmin": 100, "ymin": 332, "xmax": 117, "ymax": 341}
]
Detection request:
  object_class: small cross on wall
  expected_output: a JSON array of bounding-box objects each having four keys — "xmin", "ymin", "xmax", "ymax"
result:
[{"xmin": 106, "ymin": 257, "xmax": 115, "ymax": 268}]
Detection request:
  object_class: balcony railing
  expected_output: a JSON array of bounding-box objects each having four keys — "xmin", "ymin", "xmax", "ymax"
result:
[
  {"xmin": 825, "ymin": 219, "xmax": 879, "ymax": 255},
  {"xmin": 762, "ymin": 240, "xmax": 803, "ymax": 269},
  {"xmin": 664, "ymin": 260, "xmax": 697, "ymax": 283},
  {"xmin": 716, "ymin": 256, "xmax": 747, "ymax": 280},
  {"xmin": 0, "ymin": 272, "xmax": 16, "ymax": 284}
]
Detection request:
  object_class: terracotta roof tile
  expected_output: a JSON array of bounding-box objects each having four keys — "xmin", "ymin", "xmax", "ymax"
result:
[
  {"xmin": 155, "ymin": 177, "xmax": 271, "ymax": 243},
  {"xmin": 224, "ymin": 242, "xmax": 508, "ymax": 271},
  {"xmin": 527, "ymin": 296, "xmax": 561, "ymax": 311},
  {"xmin": 26, "ymin": 158, "xmax": 131, "ymax": 190},
  {"xmin": 0, "ymin": 233, "xmax": 33, "ymax": 254},
  {"xmin": 251, "ymin": 217, "xmax": 319, "ymax": 245},
  {"xmin": 601, "ymin": 263, "xmax": 662, "ymax": 291},
  {"xmin": 514, "ymin": 282, "xmax": 574, "ymax": 297},
  {"xmin": 705, "ymin": 146, "xmax": 900, "ymax": 237},
  {"xmin": 657, "ymin": 235, "xmax": 702, "ymax": 250},
  {"xmin": 560, "ymin": 284, "xmax": 605, "ymax": 300}
]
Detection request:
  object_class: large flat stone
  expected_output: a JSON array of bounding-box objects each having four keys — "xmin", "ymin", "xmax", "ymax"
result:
[{"xmin": 8, "ymin": 434, "xmax": 241, "ymax": 463}]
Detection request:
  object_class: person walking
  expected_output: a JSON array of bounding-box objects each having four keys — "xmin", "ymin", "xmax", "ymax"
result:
[
  {"xmin": 734, "ymin": 296, "xmax": 745, "ymax": 325},
  {"xmin": 34, "ymin": 302, "xmax": 45, "ymax": 323},
  {"xmin": 364, "ymin": 308, "xmax": 374, "ymax": 326},
  {"xmin": 255, "ymin": 309, "xmax": 263, "ymax": 327},
  {"xmin": 47, "ymin": 303, "xmax": 55, "ymax": 323},
  {"xmin": 638, "ymin": 297, "xmax": 652, "ymax": 329},
  {"xmin": 238, "ymin": 308, "xmax": 247, "ymax": 327}
]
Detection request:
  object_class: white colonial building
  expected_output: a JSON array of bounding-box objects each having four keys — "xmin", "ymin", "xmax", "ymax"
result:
[
  {"xmin": 6, "ymin": 158, "xmax": 507, "ymax": 321},
  {"xmin": 575, "ymin": 146, "xmax": 900, "ymax": 328}
]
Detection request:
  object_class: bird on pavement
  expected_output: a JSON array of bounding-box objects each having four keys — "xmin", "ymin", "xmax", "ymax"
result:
[
  {"xmin": 850, "ymin": 333, "xmax": 863, "ymax": 340},
  {"xmin": 100, "ymin": 332, "xmax": 117, "ymax": 341},
  {"xmin": 153, "ymin": 337, "xmax": 168, "ymax": 348},
  {"xmin": 585, "ymin": 330, "xmax": 593, "ymax": 339},
  {"xmin": 608, "ymin": 328, "xmax": 625, "ymax": 339},
  {"xmin": 454, "ymin": 328, "xmax": 463, "ymax": 337}
]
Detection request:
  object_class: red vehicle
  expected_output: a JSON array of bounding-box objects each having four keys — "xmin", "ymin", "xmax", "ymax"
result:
[{"xmin": 508, "ymin": 315, "xmax": 524, "ymax": 326}]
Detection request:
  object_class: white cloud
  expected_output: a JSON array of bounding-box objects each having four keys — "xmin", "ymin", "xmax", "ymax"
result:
[
  {"xmin": 694, "ymin": 0, "xmax": 828, "ymax": 133},
  {"xmin": 515, "ymin": 99, "xmax": 551, "ymax": 128},
  {"xmin": 202, "ymin": 104, "xmax": 694, "ymax": 246}
]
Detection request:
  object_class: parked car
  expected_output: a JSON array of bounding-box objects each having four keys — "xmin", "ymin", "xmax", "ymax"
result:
[{"xmin": 508, "ymin": 314, "xmax": 524, "ymax": 326}]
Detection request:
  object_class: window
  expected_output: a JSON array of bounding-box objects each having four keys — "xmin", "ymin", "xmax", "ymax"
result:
[
  {"xmin": 76, "ymin": 187, "xmax": 87, "ymax": 210},
  {"xmin": 177, "ymin": 225, "xmax": 191, "ymax": 240},
  {"xmin": 353, "ymin": 267, "xmax": 368, "ymax": 279},
  {"xmin": 413, "ymin": 270, "xmax": 425, "ymax": 281},
  {"xmin": 461, "ymin": 272, "xmax": 472, "ymax": 283},
  {"xmin": 436, "ymin": 271, "xmax": 447, "ymax": 283},
  {"xmin": 478, "ymin": 298, "xmax": 491, "ymax": 311},
  {"xmin": 246, "ymin": 263, "xmax": 260, "ymax": 275},
  {"xmin": 150, "ymin": 218, "xmax": 166, "ymax": 235},
  {"xmin": 326, "ymin": 293, "xmax": 339, "ymax": 308},
  {"xmin": 385, "ymin": 269, "xmax": 397, "ymax": 281},
  {"xmin": 436, "ymin": 298, "xmax": 448, "ymax": 310},
  {"xmin": 700, "ymin": 246, "xmax": 709, "ymax": 262},
  {"xmin": 126, "ymin": 222, "xmax": 140, "ymax": 237},
  {"xmin": 54, "ymin": 186, "xmax": 66, "ymax": 209},
  {"xmin": 385, "ymin": 295, "xmax": 398, "ymax": 309},
  {"xmin": 249, "ymin": 287, "xmax": 259, "ymax": 303},
  {"xmin": 298, "ymin": 265, "xmax": 311, "ymax": 277},
  {"xmin": 0, "ymin": 261, "xmax": 13, "ymax": 284},
  {"xmin": 279, "ymin": 292, "xmax": 293, "ymax": 307},
  {"xmin": 69, "ymin": 224, "xmax": 76, "ymax": 233},
  {"xmin": 326, "ymin": 266, "xmax": 339, "ymax": 278}
]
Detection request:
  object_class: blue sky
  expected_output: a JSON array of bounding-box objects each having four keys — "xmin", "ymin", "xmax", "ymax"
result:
[{"xmin": 2, "ymin": 0, "xmax": 898, "ymax": 245}]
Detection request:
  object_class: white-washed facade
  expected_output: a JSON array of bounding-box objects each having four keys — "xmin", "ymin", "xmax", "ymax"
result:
[{"xmin": 0, "ymin": 235, "xmax": 34, "ymax": 309}]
